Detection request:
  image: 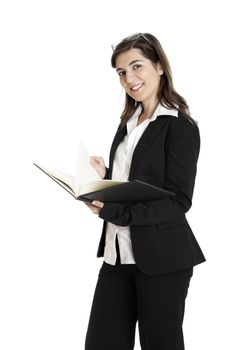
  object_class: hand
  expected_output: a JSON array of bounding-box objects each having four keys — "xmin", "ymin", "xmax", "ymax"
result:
[
  {"xmin": 85, "ymin": 200, "xmax": 104, "ymax": 215},
  {"xmin": 90, "ymin": 156, "xmax": 106, "ymax": 179}
]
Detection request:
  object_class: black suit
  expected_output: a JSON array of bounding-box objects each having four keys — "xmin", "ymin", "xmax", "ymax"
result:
[
  {"xmin": 97, "ymin": 112, "xmax": 206, "ymax": 275},
  {"xmin": 85, "ymin": 112, "xmax": 206, "ymax": 350}
]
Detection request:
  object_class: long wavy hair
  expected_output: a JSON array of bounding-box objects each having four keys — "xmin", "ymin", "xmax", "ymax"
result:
[{"xmin": 111, "ymin": 33, "xmax": 196, "ymax": 127}]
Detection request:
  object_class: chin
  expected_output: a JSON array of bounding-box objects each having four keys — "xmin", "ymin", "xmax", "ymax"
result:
[
  {"xmin": 129, "ymin": 94, "xmax": 144, "ymax": 102},
  {"xmin": 127, "ymin": 92, "xmax": 145, "ymax": 103}
]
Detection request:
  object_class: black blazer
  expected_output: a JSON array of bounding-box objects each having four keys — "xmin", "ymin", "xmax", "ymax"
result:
[{"xmin": 97, "ymin": 112, "xmax": 206, "ymax": 276}]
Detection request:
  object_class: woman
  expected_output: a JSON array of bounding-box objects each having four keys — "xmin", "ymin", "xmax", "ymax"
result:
[{"xmin": 85, "ymin": 33, "xmax": 206, "ymax": 350}]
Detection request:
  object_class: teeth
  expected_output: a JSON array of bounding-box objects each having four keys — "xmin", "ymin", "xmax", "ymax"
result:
[{"xmin": 131, "ymin": 83, "xmax": 143, "ymax": 91}]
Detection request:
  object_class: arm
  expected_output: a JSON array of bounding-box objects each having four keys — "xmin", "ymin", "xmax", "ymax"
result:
[{"xmin": 98, "ymin": 118, "xmax": 200, "ymax": 226}]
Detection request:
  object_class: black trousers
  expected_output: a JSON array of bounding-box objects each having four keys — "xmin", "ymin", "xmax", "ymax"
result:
[{"xmin": 85, "ymin": 237, "xmax": 193, "ymax": 350}]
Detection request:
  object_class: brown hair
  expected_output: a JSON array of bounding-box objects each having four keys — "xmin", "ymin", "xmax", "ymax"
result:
[{"xmin": 111, "ymin": 33, "xmax": 196, "ymax": 127}]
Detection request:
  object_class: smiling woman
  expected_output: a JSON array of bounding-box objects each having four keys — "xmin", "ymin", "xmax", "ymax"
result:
[
  {"xmin": 115, "ymin": 49, "xmax": 164, "ymax": 120},
  {"xmin": 111, "ymin": 32, "xmax": 194, "ymax": 128},
  {"xmin": 84, "ymin": 33, "xmax": 206, "ymax": 350}
]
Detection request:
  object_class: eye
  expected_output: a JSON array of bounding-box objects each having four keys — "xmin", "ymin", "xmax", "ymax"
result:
[
  {"xmin": 133, "ymin": 64, "xmax": 142, "ymax": 70},
  {"xmin": 117, "ymin": 70, "xmax": 126, "ymax": 78}
]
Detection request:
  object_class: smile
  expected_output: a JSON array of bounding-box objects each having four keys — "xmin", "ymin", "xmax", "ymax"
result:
[{"xmin": 130, "ymin": 83, "xmax": 144, "ymax": 92}]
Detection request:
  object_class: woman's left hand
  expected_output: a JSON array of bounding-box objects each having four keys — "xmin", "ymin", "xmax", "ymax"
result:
[{"xmin": 85, "ymin": 200, "xmax": 104, "ymax": 215}]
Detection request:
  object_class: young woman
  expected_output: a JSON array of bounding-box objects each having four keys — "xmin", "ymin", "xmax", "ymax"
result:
[{"xmin": 85, "ymin": 33, "xmax": 206, "ymax": 350}]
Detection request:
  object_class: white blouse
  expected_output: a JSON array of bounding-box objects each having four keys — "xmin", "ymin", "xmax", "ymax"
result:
[{"xmin": 103, "ymin": 104, "xmax": 178, "ymax": 265}]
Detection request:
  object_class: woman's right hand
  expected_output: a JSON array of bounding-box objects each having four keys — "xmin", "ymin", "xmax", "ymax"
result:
[{"xmin": 90, "ymin": 156, "xmax": 106, "ymax": 179}]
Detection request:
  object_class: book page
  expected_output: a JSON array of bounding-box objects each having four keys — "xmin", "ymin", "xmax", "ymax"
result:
[
  {"xmin": 34, "ymin": 163, "xmax": 78, "ymax": 195},
  {"xmin": 79, "ymin": 179, "xmax": 126, "ymax": 196},
  {"xmin": 49, "ymin": 174, "xmax": 76, "ymax": 196},
  {"xmin": 75, "ymin": 141, "xmax": 101, "ymax": 191}
]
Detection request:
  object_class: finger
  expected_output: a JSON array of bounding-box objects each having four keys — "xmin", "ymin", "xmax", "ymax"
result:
[
  {"xmin": 92, "ymin": 200, "xmax": 104, "ymax": 208},
  {"xmin": 85, "ymin": 204, "xmax": 99, "ymax": 214},
  {"xmin": 92, "ymin": 156, "xmax": 104, "ymax": 166},
  {"xmin": 90, "ymin": 157, "xmax": 97, "ymax": 166}
]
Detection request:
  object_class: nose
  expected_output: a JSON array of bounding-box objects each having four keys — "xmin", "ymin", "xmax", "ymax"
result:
[{"xmin": 125, "ymin": 70, "xmax": 136, "ymax": 84}]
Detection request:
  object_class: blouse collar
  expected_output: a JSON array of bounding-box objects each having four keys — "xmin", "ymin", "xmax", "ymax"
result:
[{"xmin": 127, "ymin": 103, "xmax": 178, "ymax": 133}]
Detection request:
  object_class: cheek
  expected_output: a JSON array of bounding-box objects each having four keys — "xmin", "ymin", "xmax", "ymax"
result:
[
  {"xmin": 120, "ymin": 79, "xmax": 126, "ymax": 88},
  {"xmin": 121, "ymin": 81, "xmax": 130, "ymax": 93},
  {"xmin": 150, "ymin": 75, "xmax": 161, "ymax": 89}
]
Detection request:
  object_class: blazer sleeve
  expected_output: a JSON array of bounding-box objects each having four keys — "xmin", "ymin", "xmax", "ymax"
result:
[
  {"xmin": 99, "ymin": 117, "xmax": 200, "ymax": 226},
  {"xmin": 103, "ymin": 167, "xmax": 110, "ymax": 180}
]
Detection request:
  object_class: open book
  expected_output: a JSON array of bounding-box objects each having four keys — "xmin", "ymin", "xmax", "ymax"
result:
[{"xmin": 33, "ymin": 142, "xmax": 175, "ymax": 203}]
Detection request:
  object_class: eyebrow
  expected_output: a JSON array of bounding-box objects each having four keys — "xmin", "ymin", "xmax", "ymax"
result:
[{"xmin": 116, "ymin": 60, "xmax": 144, "ymax": 72}]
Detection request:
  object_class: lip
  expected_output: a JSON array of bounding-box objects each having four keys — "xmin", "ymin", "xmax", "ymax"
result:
[{"xmin": 130, "ymin": 83, "xmax": 144, "ymax": 92}]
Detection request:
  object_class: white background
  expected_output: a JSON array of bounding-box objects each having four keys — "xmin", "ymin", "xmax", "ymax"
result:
[{"xmin": 0, "ymin": 0, "xmax": 246, "ymax": 349}]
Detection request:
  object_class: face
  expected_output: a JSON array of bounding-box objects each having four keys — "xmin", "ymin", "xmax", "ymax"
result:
[{"xmin": 115, "ymin": 48, "xmax": 163, "ymax": 108}]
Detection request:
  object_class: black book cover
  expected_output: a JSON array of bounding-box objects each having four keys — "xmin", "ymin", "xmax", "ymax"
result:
[{"xmin": 78, "ymin": 180, "xmax": 175, "ymax": 203}]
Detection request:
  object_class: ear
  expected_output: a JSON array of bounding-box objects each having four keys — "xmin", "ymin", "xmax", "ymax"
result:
[{"xmin": 157, "ymin": 62, "xmax": 164, "ymax": 75}]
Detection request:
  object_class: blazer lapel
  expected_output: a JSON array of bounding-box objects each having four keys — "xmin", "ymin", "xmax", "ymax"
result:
[
  {"xmin": 129, "ymin": 119, "xmax": 162, "ymax": 179},
  {"xmin": 109, "ymin": 117, "xmax": 165, "ymax": 180},
  {"xmin": 108, "ymin": 125, "xmax": 127, "ymax": 178}
]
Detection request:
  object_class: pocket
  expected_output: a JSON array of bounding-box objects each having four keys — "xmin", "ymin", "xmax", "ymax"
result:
[{"xmin": 156, "ymin": 217, "xmax": 187, "ymax": 230}]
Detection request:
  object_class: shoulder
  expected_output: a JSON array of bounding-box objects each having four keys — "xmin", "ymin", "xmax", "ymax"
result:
[
  {"xmin": 155, "ymin": 114, "xmax": 200, "ymax": 156},
  {"xmin": 176, "ymin": 113, "xmax": 199, "ymax": 135},
  {"xmin": 157, "ymin": 112, "xmax": 200, "ymax": 138}
]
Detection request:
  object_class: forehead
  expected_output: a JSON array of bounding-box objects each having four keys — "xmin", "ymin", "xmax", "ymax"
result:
[{"xmin": 115, "ymin": 48, "xmax": 147, "ymax": 68}]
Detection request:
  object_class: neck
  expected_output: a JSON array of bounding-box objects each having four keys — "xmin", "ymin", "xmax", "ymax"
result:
[{"xmin": 141, "ymin": 100, "xmax": 159, "ymax": 119}]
